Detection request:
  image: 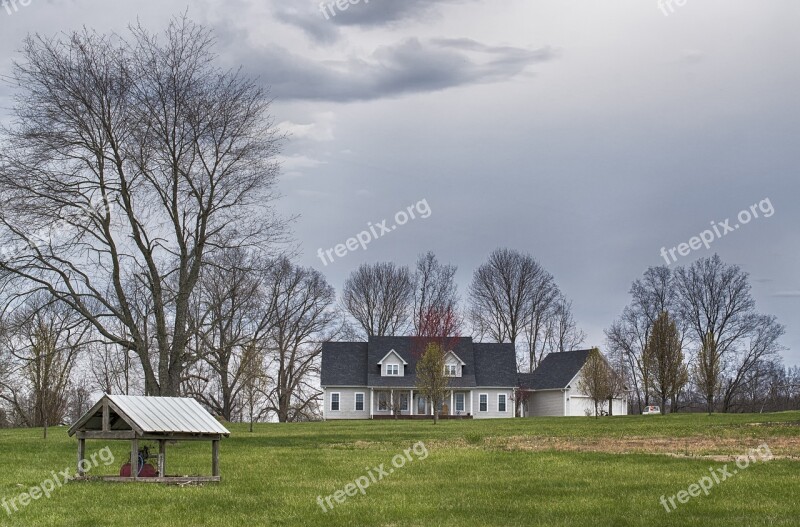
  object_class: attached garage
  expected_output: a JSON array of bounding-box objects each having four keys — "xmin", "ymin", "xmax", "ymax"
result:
[{"xmin": 519, "ymin": 350, "xmax": 628, "ymax": 417}]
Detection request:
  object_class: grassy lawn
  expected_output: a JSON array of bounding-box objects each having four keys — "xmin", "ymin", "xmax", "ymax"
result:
[{"xmin": 0, "ymin": 412, "xmax": 798, "ymax": 526}]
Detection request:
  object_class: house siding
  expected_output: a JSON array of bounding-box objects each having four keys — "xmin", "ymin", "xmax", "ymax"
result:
[
  {"xmin": 472, "ymin": 389, "xmax": 514, "ymax": 419},
  {"xmin": 323, "ymin": 388, "xmax": 370, "ymax": 420},
  {"xmin": 528, "ymin": 390, "xmax": 565, "ymax": 416}
]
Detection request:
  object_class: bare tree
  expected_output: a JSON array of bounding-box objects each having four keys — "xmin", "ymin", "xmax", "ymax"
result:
[
  {"xmin": 412, "ymin": 252, "xmax": 461, "ymax": 334},
  {"xmin": 0, "ymin": 17, "xmax": 285, "ymax": 396},
  {"xmin": 90, "ymin": 342, "xmax": 142, "ymax": 396},
  {"xmin": 0, "ymin": 296, "xmax": 89, "ymax": 437},
  {"xmin": 342, "ymin": 262, "xmax": 413, "ymax": 338},
  {"xmin": 521, "ymin": 282, "xmax": 560, "ymax": 371},
  {"xmin": 184, "ymin": 249, "xmax": 272, "ymax": 421},
  {"xmin": 263, "ymin": 258, "xmax": 339, "ymax": 422},
  {"xmin": 674, "ymin": 255, "xmax": 756, "ymax": 413},
  {"xmin": 541, "ymin": 296, "xmax": 587, "ymax": 357},
  {"xmin": 720, "ymin": 314, "xmax": 785, "ymax": 412},
  {"xmin": 469, "ymin": 249, "xmax": 571, "ymax": 359}
]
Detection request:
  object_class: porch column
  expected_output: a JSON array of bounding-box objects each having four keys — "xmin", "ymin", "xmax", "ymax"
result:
[
  {"xmin": 390, "ymin": 389, "xmax": 394, "ymax": 415},
  {"xmin": 469, "ymin": 390, "xmax": 473, "ymax": 415},
  {"xmin": 369, "ymin": 389, "xmax": 374, "ymax": 419},
  {"xmin": 409, "ymin": 389, "xmax": 414, "ymax": 415},
  {"xmin": 450, "ymin": 391, "xmax": 454, "ymax": 416}
]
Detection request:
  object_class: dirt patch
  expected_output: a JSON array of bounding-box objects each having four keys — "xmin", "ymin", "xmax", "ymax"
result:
[
  {"xmin": 487, "ymin": 435, "xmax": 800, "ymax": 460},
  {"xmin": 746, "ymin": 421, "xmax": 800, "ymax": 427}
]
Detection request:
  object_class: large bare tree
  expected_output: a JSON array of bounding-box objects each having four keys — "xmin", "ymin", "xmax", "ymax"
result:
[
  {"xmin": 184, "ymin": 249, "xmax": 272, "ymax": 421},
  {"xmin": 674, "ymin": 255, "xmax": 756, "ymax": 413},
  {"xmin": 0, "ymin": 18, "xmax": 284, "ymax": 395},
  {"xmin": 263, "ymin": 258, "xmax": 339, "ymax": 422},
  {"xmin": 341, "ymin": 262, "xmax": 412, "ymax": 338},
  {"xmin": 469, "ymin": 248, "xmax": 539, "ymax": 345},
  {"xmin": 469, "ymin": 249, "xmax": 580, "ymax": 372}
]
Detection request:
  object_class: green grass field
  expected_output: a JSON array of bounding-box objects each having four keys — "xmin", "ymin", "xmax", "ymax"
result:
[{"xmin": 1, "ymin": 412, "xmax": 798, "ymax": 526}]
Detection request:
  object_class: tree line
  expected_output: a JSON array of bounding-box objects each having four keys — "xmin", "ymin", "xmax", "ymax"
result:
[{"xmin": 606, "ymin": 256, "xmax": 794, "ymax": 415}]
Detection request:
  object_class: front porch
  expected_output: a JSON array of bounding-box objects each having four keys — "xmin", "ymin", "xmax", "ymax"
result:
[
  {"xmin": 368, "ymin": 389, "xmax": 473, "ymax": 419},
  {"xmin": 371, "ymin": 413, "xmax": 472, "ymax": 420}
]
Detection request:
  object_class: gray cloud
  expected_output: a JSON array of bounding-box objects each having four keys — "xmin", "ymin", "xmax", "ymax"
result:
[
  {"xmin": 273, "ymin": 0, "xmax": 476, "ymax": 43},
  {"xmin": 217, "ymin": 33, "xmax": 556, "ymax": 102}
]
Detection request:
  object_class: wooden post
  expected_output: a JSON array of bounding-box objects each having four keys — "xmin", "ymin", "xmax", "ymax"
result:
[
  {"xmin": 158, "ymin": 440, "xmax": 166, "ymax": 477},
  {"xmin": 130, "ymin": 437, "xmax": 138, "ymax": 480},
  {"xmin": 211, "ymin": 440, "xmax": 220, "ymax": 478},
  {"xmin": 77, "ymin": 438, "xmax": 86, "ymax": 477},
  {"xmin": 102, "ymin": 399, "xmax": 110, "ymax": 431}
]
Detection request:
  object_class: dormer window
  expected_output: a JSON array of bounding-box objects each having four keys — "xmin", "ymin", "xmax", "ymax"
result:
[
  {"xmin": 442, "ymin": 350, "xmax": 465, "ymax": 378},
  {"xmin": 378, "ymin": 349, "xmax": 407, "ymax": 377}
]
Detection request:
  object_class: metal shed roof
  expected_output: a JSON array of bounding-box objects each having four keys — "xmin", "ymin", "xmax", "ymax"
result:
[{"xmin": 69, "ymin": 395, "xmax": 230, "ymax": 437}]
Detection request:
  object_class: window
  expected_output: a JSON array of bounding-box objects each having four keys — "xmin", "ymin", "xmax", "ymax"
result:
[
  {"xmin": 479, "ymin": 393, "xmax": 488, "ymax": 412},
  {"xmin": 417, "ymin": 396, "xmax": 426, "ymax": 414},
  {"xmin": 498, "ymin": 394, "xmax": 507, "ymax": 413},
  {"xmin": 455, "ymin": 393, "xmax": 465, "ymax": 413},
  {"xmin": 354, "ymin": 392, "xmax": 365, "ymax": 411},
  {"xmin": 378, "ymin": 392, "xmax": 389, "ymax": 411},
  {"xmin": 400, "ymin": 393, "xmax": 409, "ymax": 411},
  {"xmin": 330, "ymin": 393, "xmax": 340, "ymax": 412},
  {"xmin": 385, "ymin": 364, "xmax": 399, "ymax": 376},
  {"xmin": 444, "ymin": 364, "xmax": 457, "ymax": 377}
]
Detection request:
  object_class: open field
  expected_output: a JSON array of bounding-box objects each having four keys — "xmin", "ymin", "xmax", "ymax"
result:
[{"xmin": 1, "ymin": 412, "xmax": 799, "ymax": 526}]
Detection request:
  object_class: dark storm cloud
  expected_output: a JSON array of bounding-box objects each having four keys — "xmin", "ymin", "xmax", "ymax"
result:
[
  {"xmin": 273, "ymin": 0, "xmax": 476, "ymax": 44},
  {"xmin": 219, "ymin": 33, "xmax": 556, "ymax": 102}
]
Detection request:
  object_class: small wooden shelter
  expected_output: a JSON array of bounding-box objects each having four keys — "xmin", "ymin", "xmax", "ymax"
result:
[{"xmin": 68, "ymin": 394, "xmax": 230, "ymax": 483}]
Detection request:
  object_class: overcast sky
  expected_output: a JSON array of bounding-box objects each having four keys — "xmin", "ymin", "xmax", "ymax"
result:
[{"xmin": 1, "ymin": 0, "xmax": 798, "ymax": 365}]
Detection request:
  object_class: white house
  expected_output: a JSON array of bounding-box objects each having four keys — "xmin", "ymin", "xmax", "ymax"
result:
[{"xmin": 320, "ymin": 336, "xmax": 517, "ymax": 420}]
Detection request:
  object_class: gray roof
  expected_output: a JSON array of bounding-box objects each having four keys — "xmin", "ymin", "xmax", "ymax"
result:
[
  {"xmin": 69, "ymin": 394, "xmax": 230, "ymax": 437},
  {"xmin": 320, "ymin": 342, "xmax": 368, "ymax": 386},
  {"xmin": 321, "ymin": 336, "xmax": 517, "ymax": 388},
  {"xmin": 519, "ymin": 349, "xmax": 592, "ymax": 390}
]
